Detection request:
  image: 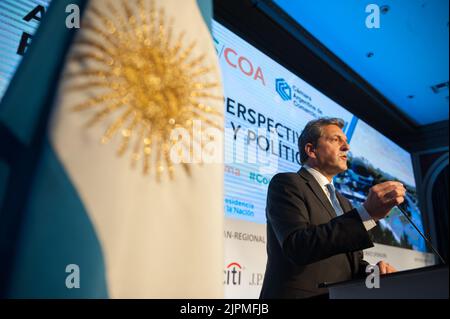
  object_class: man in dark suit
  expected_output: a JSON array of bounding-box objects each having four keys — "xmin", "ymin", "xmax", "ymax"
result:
[{"xmin": 260, "ymin": 118, "xmax": 403, "ymax": 298}]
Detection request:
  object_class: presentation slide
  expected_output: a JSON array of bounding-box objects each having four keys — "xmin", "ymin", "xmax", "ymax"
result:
[
  {"xmin": 0, "ymin": 0, "xmax": 52, "ymax": 101},
  {"xmin": 213, "ymin": 21, "xmax": 426, "ymax": 253}
]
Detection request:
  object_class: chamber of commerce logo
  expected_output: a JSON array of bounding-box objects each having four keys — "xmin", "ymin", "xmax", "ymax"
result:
[{"xmin": 275, "ymin": 78, "xmax": 292, "ymax": 101}]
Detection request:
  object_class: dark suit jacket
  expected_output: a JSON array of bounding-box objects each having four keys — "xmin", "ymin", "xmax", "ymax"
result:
[{"xmin": 259, "ymin": 168, "xmax": 374, "ymax": 299}]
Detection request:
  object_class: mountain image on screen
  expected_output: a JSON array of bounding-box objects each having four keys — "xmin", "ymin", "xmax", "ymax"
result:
[{"xmin": 335, "ymin": 152, "xmax": 424, "ymax": 252}]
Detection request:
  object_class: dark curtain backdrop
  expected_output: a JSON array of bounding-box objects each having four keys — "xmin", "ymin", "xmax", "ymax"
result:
[{"xmin": 432, "ymin": 164, "xmax": 449, "ymax": 263}]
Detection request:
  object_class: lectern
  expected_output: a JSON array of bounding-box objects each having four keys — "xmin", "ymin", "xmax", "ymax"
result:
[{"xmin": 323, "ymin": 265, "xmax": 448, "ymax": 299}]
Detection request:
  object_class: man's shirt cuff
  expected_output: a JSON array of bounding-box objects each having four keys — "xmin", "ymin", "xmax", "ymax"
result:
[{"xmin": 356, "ymin": 205, "xmax": 377, "ymax": 231}]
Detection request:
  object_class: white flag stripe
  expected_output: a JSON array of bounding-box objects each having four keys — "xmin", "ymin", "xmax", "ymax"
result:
[{"xmin": 50, "ymin": 0, "xmax": 223, "ymax": 298}]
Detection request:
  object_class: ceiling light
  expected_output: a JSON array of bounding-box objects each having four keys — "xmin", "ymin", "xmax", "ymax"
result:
[{"xmin": 380, "ymin": 5, "xmax": 390, "ymax": 14}]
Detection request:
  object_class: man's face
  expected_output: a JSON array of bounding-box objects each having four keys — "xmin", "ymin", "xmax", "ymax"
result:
[{"xmin": 310, "ymin": 124, "xmax": 350, "ymax": 176}]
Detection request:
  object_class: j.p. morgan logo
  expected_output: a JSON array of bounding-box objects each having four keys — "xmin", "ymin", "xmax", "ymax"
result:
[
  {"xmin": 224, "ymin": 262, "xmax": 242, "ymax": 285},
  {"xmin": 275, "ymin": 78, "xmax": 292, "ymax": 101}
]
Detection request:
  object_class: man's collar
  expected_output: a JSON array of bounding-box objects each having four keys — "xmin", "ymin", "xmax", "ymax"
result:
[{"xmin": 302, "ymin": 164, "xmax": 332, "ymax": 188}]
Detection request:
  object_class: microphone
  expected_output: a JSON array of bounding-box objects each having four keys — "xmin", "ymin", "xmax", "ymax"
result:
[{"xmin": 396, "ymin": 203, "xmax": 446, "ymax": 264}]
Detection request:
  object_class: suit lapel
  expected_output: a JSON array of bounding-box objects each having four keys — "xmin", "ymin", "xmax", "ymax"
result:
[
  {"xmin": 336, "ymin": 191, "xmax": 352, "ymax": 213},
  {"xmin": 298, "ymin": 168, "xmax": 336, "ymax": 219},
  {"xmin": 336, "ymin": 190, "xmax": 359, "ymax": 274},
  {"xmin": 298, "ymin": 168, "xmax": 359, "ymax": 276}
]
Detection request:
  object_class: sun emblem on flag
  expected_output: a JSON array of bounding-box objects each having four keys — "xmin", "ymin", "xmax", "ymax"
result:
[{"xmin": 63, "ymin": 0, "xmax": 223, "ymax": 180}]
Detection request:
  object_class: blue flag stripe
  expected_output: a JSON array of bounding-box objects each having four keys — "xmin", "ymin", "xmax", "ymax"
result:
[{"xmin": 7, "ymin": 139, "xmax": 108, "ymax": 298}]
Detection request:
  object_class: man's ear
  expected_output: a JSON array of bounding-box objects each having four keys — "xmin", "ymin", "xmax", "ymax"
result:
[{"xmin": 304, "ymin": 143, "xmax": 316, "ymax": 159}]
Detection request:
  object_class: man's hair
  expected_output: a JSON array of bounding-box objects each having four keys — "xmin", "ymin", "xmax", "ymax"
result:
[{"xmin": 298, "ymin": 117, "xmax": 345, "ymax": 164}]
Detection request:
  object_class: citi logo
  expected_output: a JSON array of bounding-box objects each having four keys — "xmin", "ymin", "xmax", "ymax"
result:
[
  {"xmin": 224, "ymin": 262, "xmax": 242, "ymax": 285},
  {"xmin": 275, "ymin": 78, "xmax": 292, "ymax": 101}
]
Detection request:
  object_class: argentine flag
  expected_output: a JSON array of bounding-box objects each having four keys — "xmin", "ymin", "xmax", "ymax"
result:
[{"xmin": 1, "ymin": 0, "xmax": 224, "ymax": 298}]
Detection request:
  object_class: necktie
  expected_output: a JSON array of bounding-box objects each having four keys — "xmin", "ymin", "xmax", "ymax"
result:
[{"xmin": 326, "ymin": 183, "xmax": 344, "ymax": 216}]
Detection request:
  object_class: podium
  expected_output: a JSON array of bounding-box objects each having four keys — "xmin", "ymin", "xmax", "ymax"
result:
[{"xmin": 324, "ymin": 265, "xmax": 448, "ymax": 299}]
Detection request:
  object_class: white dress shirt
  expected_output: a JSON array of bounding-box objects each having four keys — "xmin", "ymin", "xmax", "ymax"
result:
[{"xmin": 303, "ymin": 164, "xmax": 377, "ymax": 231}]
